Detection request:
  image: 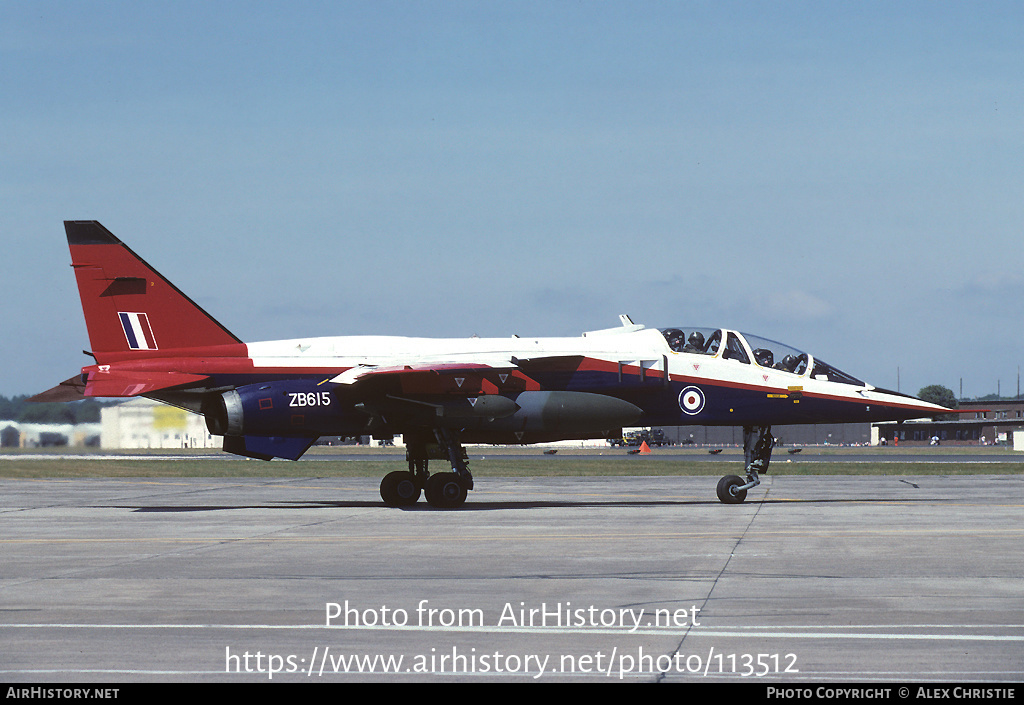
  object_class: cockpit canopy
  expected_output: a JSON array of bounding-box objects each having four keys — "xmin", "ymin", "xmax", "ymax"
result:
[{"xmin": 659, "ymin": 328, "xmax": 864, "ymax": 386}]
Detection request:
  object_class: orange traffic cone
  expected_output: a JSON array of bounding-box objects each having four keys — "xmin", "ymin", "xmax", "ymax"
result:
[{"xmin": 638, "ymin": 441, "xmax": 652, "ymax": 454}]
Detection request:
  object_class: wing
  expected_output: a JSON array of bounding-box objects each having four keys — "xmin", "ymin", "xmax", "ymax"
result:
[
  {"xmin": 334, "ymin": 356, "xmax": 641, "ymax": 444},
  {"xmin": 332, "ymin": 359, "xmax": 540, "ymax": 426},
  {"xmin": 333, "ymin": 359, "xmax": 542, "ymax": 396}
]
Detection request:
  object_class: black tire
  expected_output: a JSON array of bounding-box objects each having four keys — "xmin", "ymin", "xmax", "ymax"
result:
[
  {"xmin": 380, "ymin": 471, "xmax": 421, "ymax": 507},
  {"xmin": 424, "ymin": 472, "xmax": 468, "ymax": 509},
  {"xmin": 716, "ymin": 475, "xmax": 747, "ymax": 504}
]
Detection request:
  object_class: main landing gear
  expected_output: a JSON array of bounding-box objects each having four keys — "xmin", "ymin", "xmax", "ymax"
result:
[
  {"xmin": 379, "ymin": 428, "xmax": 474, "ymax": 509},
  {"xmin": 717, "ymin": 425, "xmax": 774, "ymax": 504}
]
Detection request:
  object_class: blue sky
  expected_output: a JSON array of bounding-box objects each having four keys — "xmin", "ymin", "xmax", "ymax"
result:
[{"xmin": 3, "ymin": 1, "xmax": 1023, "ymax": 399}]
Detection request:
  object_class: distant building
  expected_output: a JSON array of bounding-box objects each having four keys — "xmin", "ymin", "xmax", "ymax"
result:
[
  {"xmin": 0, "ymin": 425, "xmax": 18, "ymax": 448},
  {"xmin": 0, "ymin": 422, "xmax": 100, "ymax": 448},
  {"xmin": 101, "ymin": 398, "xmax": 222, "ymax": 450},
  {"xmin": 874, "ymin": 399, "xmax": 1024, "ymax": 446}
]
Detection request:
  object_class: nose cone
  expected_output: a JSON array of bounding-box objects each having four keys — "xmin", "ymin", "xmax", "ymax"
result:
[{"xmin": 862, "ymin": 387, "xmax": 956, "ymax": 420}]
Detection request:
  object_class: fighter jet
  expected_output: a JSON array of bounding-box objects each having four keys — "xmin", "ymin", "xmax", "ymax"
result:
[{"xmin": 32, "ymin": 221, "xmax": 951, "ymax": 506}]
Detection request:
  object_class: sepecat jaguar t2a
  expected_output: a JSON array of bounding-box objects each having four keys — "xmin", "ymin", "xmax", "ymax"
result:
[{"xmin": 33, "ymin": 221, "xmax": 951, "ymax": 507}]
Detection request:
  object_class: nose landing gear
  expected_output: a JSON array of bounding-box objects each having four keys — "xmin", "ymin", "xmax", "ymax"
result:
[{"xmin": 717, "ymin": 425, "xmax": 774, "ymax": 504}]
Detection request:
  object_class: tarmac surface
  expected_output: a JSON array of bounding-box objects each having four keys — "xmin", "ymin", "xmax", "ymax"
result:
[{"xmin": 2, "ymin": 471, "xmax": 1023, "ymax": 683}]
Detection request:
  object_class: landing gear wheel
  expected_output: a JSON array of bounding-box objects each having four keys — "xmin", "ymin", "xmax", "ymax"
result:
[
  {"xmin": 425, "ymin": 472, "xmax": 468, "ymax": 509},
  {"xmin": 380, "ymin": 471, "xmax": 421, "ymax": 507},
  {"xmin": 717, "ymin": 474, "xmax": 747, "ymax": 504}
]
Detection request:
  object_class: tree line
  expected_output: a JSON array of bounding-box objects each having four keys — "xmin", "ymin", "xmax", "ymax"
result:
[{"xmin": 0, "ymin": 395, "xmax": 113, "ymax": 424}]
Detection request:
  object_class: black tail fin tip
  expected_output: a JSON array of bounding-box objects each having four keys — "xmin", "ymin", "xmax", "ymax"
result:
[{"xmin": 65, "ymin": 220, "xmax": 122, "ymax": 246}]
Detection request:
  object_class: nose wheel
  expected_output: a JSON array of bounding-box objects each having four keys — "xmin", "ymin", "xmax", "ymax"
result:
[{"xmin": 716, "ymin": 474, "xmax": 748, "ymax": 504}]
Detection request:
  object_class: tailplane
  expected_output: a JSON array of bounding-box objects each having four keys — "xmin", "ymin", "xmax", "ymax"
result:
[{"xmin": 64, "ymin": 221, "xmax": 241, "ymax": 359}]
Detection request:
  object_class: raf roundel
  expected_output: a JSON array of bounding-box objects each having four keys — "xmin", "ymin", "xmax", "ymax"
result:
[{"xmin": 678, "ymin": 386, "xmax": 706, "ymax": 415}]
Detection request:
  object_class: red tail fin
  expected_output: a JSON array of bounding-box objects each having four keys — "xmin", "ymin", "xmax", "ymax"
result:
[{"xmin": 65, "ymin": 221, "xmax": 241, "ymax": 359}]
